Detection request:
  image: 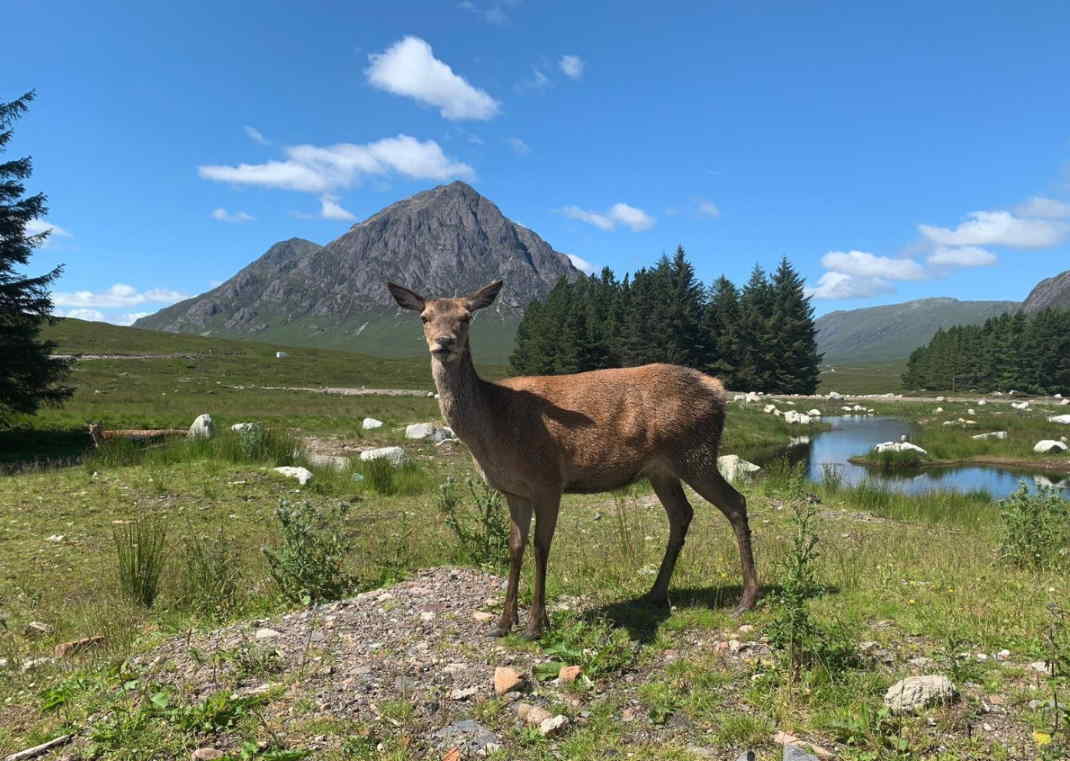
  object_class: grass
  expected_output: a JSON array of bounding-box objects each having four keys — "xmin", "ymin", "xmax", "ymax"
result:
[
  {"xmin": 3, "ymin": 322, "xmax": 1070, "ymax": 758},
  {"xmin": 818, "ymin": 359, "xmax": 907, "ymax": 395}
]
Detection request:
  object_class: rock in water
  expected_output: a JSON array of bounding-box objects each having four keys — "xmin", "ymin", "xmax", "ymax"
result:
[
  {"xmin": 188, "ymin": 413, "xmax": 214, "ymax": 439},
  {"xmin": 884, "ymin": 675, "xmax": 957, "ymax": 714}
]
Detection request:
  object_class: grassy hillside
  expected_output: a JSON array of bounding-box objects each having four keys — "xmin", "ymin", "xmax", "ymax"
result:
[
  {"xmin": 818, "ymin": 359, "xmax": 907, "ymax": 395},
  {"xmin": 816, "ymin": 298, "xmax": 1017, "ymax": 363}
]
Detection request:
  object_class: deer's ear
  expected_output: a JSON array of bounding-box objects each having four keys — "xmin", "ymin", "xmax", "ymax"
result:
[
  {"xmin": 387, "ymin": 282, "xmax": 426, "ymax": 311},
  {"xmin": 466, "ymin": 280, "xmax": 503, "ymax": 311}
]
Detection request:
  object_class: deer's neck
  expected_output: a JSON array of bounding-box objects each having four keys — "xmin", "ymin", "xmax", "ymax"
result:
[{"xmin": 431, "ymin": 349, "xmax": 490, "ymax": 440}]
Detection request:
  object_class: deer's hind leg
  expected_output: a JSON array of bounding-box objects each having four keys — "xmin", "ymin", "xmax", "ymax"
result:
[
  {"xmin": 680, "ymin": 461, "xmax": 760, "ymax": 613},
  {"xmin": 644, "ymin": 474, "xmax": 694, "ymax": 607}
]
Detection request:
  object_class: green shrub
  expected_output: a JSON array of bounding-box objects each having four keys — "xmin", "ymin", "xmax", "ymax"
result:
[
  {"xmin": 998, "ymin": 484, "xmax": 1070, "ymax": 570},
  {"xmin": 113, "ymin": 516, "xmax": 168, "ymax": 607},
  {"xmin": 865, "ymin": 448, "xmax": 924, "ymax": 471},
  {"xmin": 767, "ymin": 501, "xmax": 855, "ymax": 682},
  {"xmin": 178, "ymin": 526, "xmax": 243, "ymax": 619},
  {"xmin": 362, "ymin": 457, "xmax": 398, "ymax": 495},
  {"xmin": 540, "ymin": 615, "xmax": 637, "ymax": 676},
  {"xmin": 262, "ymin": 499, "xmax": 355, "ymax": 605},
  {"xmin": 436, "ymin": 476, "xmax": 509, "ymax": 569}
]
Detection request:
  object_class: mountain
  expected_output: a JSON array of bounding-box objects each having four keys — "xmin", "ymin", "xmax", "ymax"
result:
[
  {"xmin": 135, "ymin": 182, "xmax": 581, "ymax": 363},
  {"xmin": 815, "ymin": 297, "xmax": 1019, "ymax": 363},
  {"xmin": 1021, "ymin": 269, "xmax": 1070, "ymax": 313}
]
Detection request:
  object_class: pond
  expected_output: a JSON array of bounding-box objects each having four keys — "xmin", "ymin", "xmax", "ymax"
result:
[{"xmin": 779, "ymin": 415, "xmax": 1070, "ymax": 499}]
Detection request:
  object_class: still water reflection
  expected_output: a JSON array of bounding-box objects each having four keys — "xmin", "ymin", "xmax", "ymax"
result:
[{"xmin": 779, "ymin": 416, "xmax": 1070, "ymax": 499}]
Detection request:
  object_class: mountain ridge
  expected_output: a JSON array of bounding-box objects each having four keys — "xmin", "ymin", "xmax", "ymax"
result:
[{"xmin": 135, "ymin": 182, "xmax": 581, "ymax": 363}]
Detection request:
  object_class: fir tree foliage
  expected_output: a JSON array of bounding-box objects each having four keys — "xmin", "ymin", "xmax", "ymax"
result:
[
  {"xmin": 509, "ymin": 247, "xmax": 822, "ymax": 393},
  {"xmin": 902, "ymin": 308, "xmax": 1070, "ymax": 394},
  {"xmin": 0, "ymin": 91, "xmax": 72, "ymax": 425}
]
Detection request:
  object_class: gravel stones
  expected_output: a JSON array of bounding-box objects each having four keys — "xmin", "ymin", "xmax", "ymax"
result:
[
  {"xmin": 430, "ymin": 719, "xmax": 502, "ymax": 756},
  {"xmin": 884, "ymin": 675, "xmax": 957, "ymax": 714}
]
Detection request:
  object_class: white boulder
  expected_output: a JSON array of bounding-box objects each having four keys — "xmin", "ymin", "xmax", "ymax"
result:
[
  {"xmin": 275, "ymin": 351, "xmax": 288, "ymax": 359},
  {"xmin": 1011, "ymin": 401, "xmax": 1030, "ymax": 411},
  {"xmin": 745, "ymin": 391, "xmax": 762, "ymax": 403},
  {"xmin": 306, "ymin": 453, "xmax": 350, "ymax": 470},
  {"xmin": 971, "ymin": 431, "xmax": 1007, "ymax": 440},
  {"xmin": 188, "ymin": 413, "xmax": 214, "ymax": 439},
  {"xmin": 933, "ymin": 407, "xmax": 944, "ymax": 413},
  {"xmin": 361, "ymin": 417, "xmax": 384, "ymax": 430},
  {"xmin": 231, "ymin": 422, "xmax": 261, "ymax": 433},
  {"xmin": 884, "ymin": 675, "xmax": 957, "ymax": 714},
  {"xmin": 873, "ymin": 441, "xmax": 928, "ymax": 456},
  {"xmin": 360, "ymin": 447, "xmax": 408, "ymax": 466},
  {"xmin": 273, "ymin": 466, "xmax": 312, "ymax": 485},
  {"xmin": 1048, "ymin": 414, "xmax": 1070, "ymax": 424},
  {"xmin": 1061, "ymin": 399, "xmax": 1070, "ymax": 406},
  {"xmin": 806, "ymin": 409, "xmax": 822, "ymax": 417},
  {"xmin": 1034, "ymin": 440, "xmax": 1069, "ymax": 454},
  {"xmin": 763, "ymin": 404, "xmax": 778, "ymax": 414},
  {"xmin": 783, "ymin": 410, "xmax": 812, "ymax": 424},
  {"xmin": 967, "ymin": 408, "xmax": 975, "ymax": 416},
  {"xmin": 717, "ymin": 455, "xmax": 761, "ymax": 482}
]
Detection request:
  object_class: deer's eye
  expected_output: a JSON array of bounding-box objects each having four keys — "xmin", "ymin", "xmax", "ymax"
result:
[{"xmin": 420, "ymin": 315, "xmax": 429, "ymax": 324}]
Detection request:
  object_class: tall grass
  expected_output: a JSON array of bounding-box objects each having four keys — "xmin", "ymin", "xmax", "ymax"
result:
[
  {"xmin": 86, "ymin": 427, "xmax": 302, "ymax": 470},
  {"xmin": 113, "ymin": 516, "xmax": 168, "ymax": 607},
  {"xmin": 178, "ymin": 526, "xmax": 244, "ymax": 619}
]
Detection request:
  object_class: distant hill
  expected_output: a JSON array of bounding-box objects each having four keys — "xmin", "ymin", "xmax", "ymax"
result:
[
  {"xmin": 1021, "ymin": 269, "xmax": 1070, "ymax": 313},
  {"xmin": 134, "ymin": 182, "xmax": 581, "ymax": 364},
  {"xmin": 815, "ymin": 297, "xmax": 1019, "ymax": 363}
]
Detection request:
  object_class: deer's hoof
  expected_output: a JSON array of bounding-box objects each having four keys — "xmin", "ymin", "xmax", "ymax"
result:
[
  {"xmin": 641, "ymin": 591, "xmax": 669, "ymax": 609},
  {"xmin": 490, "ymin": 625, "xmax": 511, "ymax": 638}
]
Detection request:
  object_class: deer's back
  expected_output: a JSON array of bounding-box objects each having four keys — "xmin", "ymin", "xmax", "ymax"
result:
[{"xmin": 490, "ymin": 363, "xmax": 726, "ymax": 482}]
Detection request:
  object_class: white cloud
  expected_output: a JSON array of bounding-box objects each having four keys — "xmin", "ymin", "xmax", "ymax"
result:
[
  {"xmin": 820, "ymin": 250, "xmax": 926, "ymax": 281},
  {"xmin": 1015, "ymin": 196, "xmax": 1070, "ymax": 219},
  {"xmin": 608, "ymin": 203, "xmax": 655, "ymax": 232},
  {"xmin": 210, "ymin": 208, "xmax": 254, "ymax": 223},
  {"xmin": 517, "ymin": 68, "xmax": 550, "ymax": 92},
  {"xmin": 120, "ymin": 312, "xmax": 151, "ymax": 326},
  {"xmin": 243, "ymin": 125, "xmax": 269, "ymax": 145},
  {"xmin": 208, "ymin": 280, "xmax": 223, "ymax": 288},
  {"xmin": 58, "ymin": 308, "xmax": 105, "ymax": 322},
  {"xmin": 52, "ymin": 283, "xmax": 188, "ymax": 309},
  {"xmin": 697, "ymin": 199, "xmax": 720, "ymax": 218},
  {"xmin": 559, "ymin": 55, "xmax": 584, "ymax": 79},
  {"xmin": 320, "ymin": 194, "xmax": 356, "ymax": 221},
  {"xmin": 926, "ymin": 246, "xmax": 997, "ymax": 268},
  {"xmin": 459, "ymin": 1, "xmax": 512, "ymax": 25},
  {"xmin": 25, "ymin": 219, "xmax": 72, "ymax": 246},
  {"xmin": 199, "ymin": 135, "xmax": 474, "ymax": 193},
  {"xmin": 561, "ymin": 206, "xmax": 614, "ymax": 231},
  {"xmin": 507, "ymin": 137, "xmax": 530, "ymax": 155},
  {"xmin": 561, "ymin": 202, "xmax": 655, "ymax": 232},
  {"xmin": 806, "ymin": 272, "xmax": 894, "ymax": 300},
  {"xmin": 566, "ymin": 254, "xmax": 596, "ymax": 275},
  {"xmin": 366, "ymin": 36, "xmax": 500, "ymax": 120},
  {"xmin": 919, "ymin": 210, "xmax": 1066, "ymax": 249}
]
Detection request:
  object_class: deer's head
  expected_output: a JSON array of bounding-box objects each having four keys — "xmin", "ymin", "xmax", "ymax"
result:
[{"xmin": 387, "ymin": 280, "xmax": 503, "ymax": 362}]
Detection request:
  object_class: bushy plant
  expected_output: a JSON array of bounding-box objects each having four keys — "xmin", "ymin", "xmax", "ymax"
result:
[
  {"xmin": 766, "ymin": 501, "xmax": 855, "ymax": 682},
  {"xmin": 178, "ymin": 526, "xmax": 243, "ymax": 619},
  {"xmin": 113, "ymin": 516, "xmax": 168, "ymax": 607},
  {"xmin": 362, "ymin": 457, "xmax": 397, "ymax": 495},
  {"xmin": 1039, "ymin": 603, "xmax": 1070, "ymax": 757},
  {"xmin": 998, "ymin": 484, "xmax": 1070, "ymax": 570},
  {"xmin": 262, "ymin": 499, "xmax": 355, "ymax": 605},
  {"xmin": 436, "ymin": 476, "xmax": 509, "ymax": 569}
]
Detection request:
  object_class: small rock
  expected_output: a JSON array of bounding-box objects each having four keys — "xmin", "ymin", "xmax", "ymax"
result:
[
  {"xmin": 443, "ymin": 663, "xmax": 468, "ymax": 675},
  {"xmin": 230, "ymin": 422, "xmax": 261, "ymax": 433},
  {"xmin": 783, "ymin": 745, "xmax": 819, "ymax": 761},
  {"xmin": 45, "ymin": 534, "xmax": 65, "ymax": 543},
  {"xmin": 24, "ymin": 621, "xmax": 53, "ymax": 638},
  {"xmin": 188, "ymin": 413, "xmax": 214, "ymax": 439},
  {"xmin": 430, "ymin": 720, "xmax": 501, "ymax": 755},
  {"xmin": 559, "ymin": 665, "xmax": 583, "ymax": 682},
  {"xmin": 538, "ymin": 714, "xmax": 569, "ymax": 737},
  {"xmin": 1030, "ymin": 660, "xmax": 1050, "ymax": 674},
  {"xmin": 21, "ymin": 656, "xmax": 55, "ymax": 672},
  {"xmin": 306, "ymin": 453, "xmax": 350, "ymax": 471},
  {"xmin": 450, "ymin": 686, "xmax": 479, "ymax": 701},
  {"xmin": 621, "ymin": 707, "xmax": 638, "ymax": 722},
  {"xmin": 254, "ymin": 628, "xmax": 281, "ymax": 640},
  {"xmin": 272, "ymin": 466, "xmax": 313, "ymax": 485},
  {"xmin": 516, "ymin": 702, "xmax": 552, "ymax": 726},
  {"xmin": 737, "ymin": 624, "xmax": 755, "ymax": 634},
  {"xmin": 405, "ymin": 422, "xmax": 437, "ymax": 440},
  {"xmin": 359, "ymin": 446, "xmax": 408, "ymax": 466},
  {"xmin": 420, "ymin": 611, "xmax": 436, "ymax": 622},
  {"xmin": 192, "ymin": 749, "xmax": 224, "ymax": 761},
  {"xmin": 494, "ymin": 666, "xmax": 524, "ymax": 696},
  {"xmin": 995, "ymin": 649, "xmax": 1010, "ymax": 661},
  {"xmin": 884, "ymin": 675, "xmax": 957, "ymax": 714},
  {"xmin": 361, "ymin": 417, "xmax": 384, "ymax": 430},
  {"xmin": 472, "ymin": 611, "xmax": 496, "ymax": 623},
  {"xmin": 54, "ymin": 635, "xmax": 106, "ymax": 657}
]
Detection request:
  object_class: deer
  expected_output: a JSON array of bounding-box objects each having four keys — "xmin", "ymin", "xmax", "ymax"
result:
[{"xmin": 388, "ymin": 279, "xmax": 759, "ymax": 639}]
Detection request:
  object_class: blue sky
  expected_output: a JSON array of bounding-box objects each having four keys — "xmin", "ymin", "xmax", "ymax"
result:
[{"xmin": 5, "ymin": 0, "xmax": 1069, "ymax": 325}]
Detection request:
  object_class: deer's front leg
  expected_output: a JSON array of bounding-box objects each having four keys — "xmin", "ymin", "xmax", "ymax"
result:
[
  {"xmin": 495, "ymin": 494, "xmax": 532, "ymax": 637},
  {"xmin": 525, "ymin": 491, "xmax": 561, "ymax": 640}
]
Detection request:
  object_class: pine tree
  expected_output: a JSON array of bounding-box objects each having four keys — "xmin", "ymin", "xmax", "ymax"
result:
[
  {"xmin": 770, "ymin": 257, "xmax": 822, "ymax": 393},
  {"xmin": 1, "ymin": 91, "xmax": 72, "ymax": 425},
  {"xmin": 704, "ymin": 275, "xmax": 741, "ymax": 386},
  {"xmin": 736, "ymin": 265, "xmax": 775, "ymax": 391}
]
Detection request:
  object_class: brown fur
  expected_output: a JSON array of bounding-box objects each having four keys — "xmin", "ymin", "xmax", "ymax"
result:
[
  {"xmin": 87, "ymin": 423, "xmax": 186, "ymax": 448},
  {"xmin": 388, "ymin": 279, "xmax": 759, "ymax": 638}
]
